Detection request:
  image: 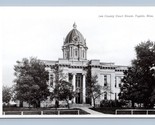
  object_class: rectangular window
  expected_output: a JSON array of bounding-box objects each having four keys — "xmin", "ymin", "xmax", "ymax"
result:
[
  {"xmin": 115, "ymin": 77, "xmax": 123, "ymax": 88},
  {"xmin": 68, "ymin": 73, "xmax": 73, "ymax": 82},
  {"xmin": 76, "ymin": 74, "xmax": 82, "ymax": 88},
  {"xmin": 104, "ymin": 92, "xmax": 107, "ymax": 100},
  {"xmin": 104, "ymin": 75, "xmax": 107, "ymax": 86},
  {"xmin": 50, "ymin": 74, "xmax": 53, "ymax": 86},
  {"xmin": 115, "ymin": 77, "xmax": 117, "ymax": 88},
  {"xmin": 115, "ymin": 93, "xmax": 117, "ymax": 100}
]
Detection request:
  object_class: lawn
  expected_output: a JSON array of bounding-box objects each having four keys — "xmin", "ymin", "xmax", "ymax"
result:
[
  {"xmin": 90, "ymin": 107, "xmax": 117, "ymax": 114},
  {"xmin": 90, "ymin": 107, "xmax": 155, "ymax": 115},
  {"xmin": 3, "ymin": 107, "xmax": 89, "ymax": 115}
]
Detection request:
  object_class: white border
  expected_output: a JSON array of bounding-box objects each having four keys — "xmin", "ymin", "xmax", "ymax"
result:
[
  {"xmin": 1, "ymin": 114, "xmax": 155, "ymax": 118},
  {"xmin": 1, "ymin": 6, "xmax": 155, "ymax": 118}
]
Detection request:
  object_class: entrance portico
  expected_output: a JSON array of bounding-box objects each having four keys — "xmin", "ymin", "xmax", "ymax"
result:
[{"xmin": 72, "ymin": 72, "xmax": 86, "ymax": 104}]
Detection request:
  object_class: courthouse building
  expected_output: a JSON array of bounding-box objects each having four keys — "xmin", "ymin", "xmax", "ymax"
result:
[{"xmin": 42, "ymin": 23, "xmax": 128, "ymax": 107}]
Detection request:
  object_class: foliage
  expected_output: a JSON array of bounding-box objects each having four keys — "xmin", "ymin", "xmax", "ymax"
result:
[
  {"xmin": 86, "ymin": 63, "xmax": 112, "ymax": 108},
  {"xmin": 52, "ymin": 80, "xmax": 74, "ymax": 109},
  {"xmin": 3, "ymin": 85, "xmax": 12, "ymax": 104},
  {"xmin": 14, "ymin": 57, "xmax": 50, "ymax": 108},
  {"xmin": 50, "ymin": 64, "xmax": 75, "ymax": 109},
  {"xmin": 119, "ymin": 41, "xmax": 155, "ymax": 108},
  {"xmin": 100, "ymin": 100, "xmax": 126, "ymax": 108}
]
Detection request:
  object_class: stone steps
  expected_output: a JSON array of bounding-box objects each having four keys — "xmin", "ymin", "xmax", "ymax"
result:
[{"xmin": 70, "ymin": 104, "xmax": 92, "ymax": 108}]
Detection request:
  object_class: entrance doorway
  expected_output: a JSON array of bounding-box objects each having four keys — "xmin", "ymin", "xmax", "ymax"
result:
[
  {"xmin": 75, "ymin": 73, "xmax": 83, "ymax": 104},
  {"xmin": 76, "ymin": 93, "xmax": 82, "ymax": 104}
]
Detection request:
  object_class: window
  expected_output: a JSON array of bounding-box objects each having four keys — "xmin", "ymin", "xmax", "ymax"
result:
[
  {"xmin": 65, "ymin": 51, "xmax": 67, "ymax": 58},
  {"xmin": 115, "ymin": 93, "xmax": 117, "ymax": 100},
  {"xmin": 119, "ymin": 77, "xmax": 123, "ymax": 87},
  {"xmin": 49, "ymin": 74, "xmax": 53, "ymax": 86},
  {"xmin": 104, "ymin": 75, "xmax": 107, "ymax": 86},
  {"xmin": 67, "ymin": 50, "xmax": 69, "ymax": 59},
  {"xmin": 104, "ymin": 92, "xmax": 107, "ymax": 100},
  {"xmin": 76, "ymin": 74, "xmax": 82, "ymax": 88},
  {"xmin": 69, "ymin": 73, "xmax": 73, "ymax": 82},
  {"xmin": 115, "ymin": 77, "xmax": 117, "ymax": 87},
  {"xmin": 75, "ymin": 49, "xmax": 78, "ymax": 56},
  {"xmin": 83, "ymin": 50, "xmax": 85, "ymax": 58},
  {"xmin": 115, "ymin": 77, "xmax": 122, "ymax": 88},
  {"xmin": 71, "ymin": 47, "xmax": 72, "ymax": 57}
]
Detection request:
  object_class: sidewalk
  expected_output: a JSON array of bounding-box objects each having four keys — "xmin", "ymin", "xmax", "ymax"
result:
[{"xmin": 79, "ymin": 107, "xmax": 104, "ymax": 115}]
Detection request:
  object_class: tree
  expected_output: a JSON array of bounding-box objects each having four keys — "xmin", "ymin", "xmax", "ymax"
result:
[
  {"xmin": 14, "ymin": 57, "xmax": 50, "ymax": 108},
  {"xmin": 50, "ymin": 64, "xmax": 75, "ymax": 109},
  {"xmin": 86, "ymin": 63, "xmax": 111, "ymax": 108},
  {"xmin": 52, "ymin": 80, "xmax": 74, "ymax": 109},
  {"xmin": 119, "ymin": 41, "xmax": 155, "ymax": 108},
  {"xmin": 3, "ymin": 85, "xmax": 12, "ymax": 105},
  {"xmin": 87, "ymin": 75, "xmax": 111, "ymax": 108},
  {"xmin": 119, "ymin": 67, "xmax": 143, "ymax": 108}
]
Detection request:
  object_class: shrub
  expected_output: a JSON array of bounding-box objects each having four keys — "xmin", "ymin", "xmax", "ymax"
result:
[{"xmin": 100, "ymin": 100, "xmax": 126, "ymax": 108}]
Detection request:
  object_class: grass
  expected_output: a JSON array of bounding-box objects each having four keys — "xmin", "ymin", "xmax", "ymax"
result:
[
  {"xmin": 90, "ymin": 107, "xmax": 155, "ymax": 115},
  {"xmin": 3, "ymin": 107, "xmax": 89, "ymax": 115},
  {"xmin": 90, "ymin": 107, "xmax": 117, "ymax": 114}
]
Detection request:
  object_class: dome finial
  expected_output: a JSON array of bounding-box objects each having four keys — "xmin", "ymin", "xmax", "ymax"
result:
[{"xmin": 73, "ymin": 22, "xmax": 77, "ymax": 29}]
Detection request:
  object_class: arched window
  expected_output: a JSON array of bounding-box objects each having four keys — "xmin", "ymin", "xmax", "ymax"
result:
[
  {"xmin": 83, "ymin": 50, "xmax": 85, "ymax": 58},
  {"xmin": 71, "ymin": 47, "xmax": 73, "ymax": 57},
  {"xmin": 75, "ymin": 48, "xmax": 78, "ymax": 56},
  {"xmin": 65, "ymin": 51, "xmax": 68, "ymax": 59},
  {"xmin": 65, "ymin": 52, "xmax": 67, "ymax": 58}
]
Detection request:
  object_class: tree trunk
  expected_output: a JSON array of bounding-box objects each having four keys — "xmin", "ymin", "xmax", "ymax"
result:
[
  {"xmin": 55, "ymin": 99, "xmax": 59, "ymax": 109},
  {"xmin": 20, "ymin": 101, "xmax": 23, "ymax": 107},
  {"xmin": 93, "ymin": 98, "xmax": 96, "ymax": 108},
  {"xmin": 28, "ymin": 103, "xmax": 30, "ymax": 108},
  {"xmin": 131, "ymin": 101, "xmax": 134, "ymax": 108},
  {"xmin": 37, "ymin": 101, "xmax": 40, "ymax": 108},
  {"xmin": 66, "ymin": 99, "xmax": 70, "ymax": 109}
]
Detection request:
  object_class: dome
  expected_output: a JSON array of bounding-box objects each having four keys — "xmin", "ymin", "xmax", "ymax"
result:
[
  {"xmin": 64, "ymin": 23, "xmax": 86, "ymax": 45},
  {"xmin": 62, "ymin": 23, "xmax": 88, "ymax": 61}
]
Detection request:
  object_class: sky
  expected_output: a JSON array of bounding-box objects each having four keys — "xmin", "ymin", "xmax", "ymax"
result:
[{"xmin": 1, "ymin": 7, "xmax": 155, "ymax": 87}]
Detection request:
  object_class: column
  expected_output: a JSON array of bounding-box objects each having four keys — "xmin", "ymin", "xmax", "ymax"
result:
[
  {"xmin": 72, "ymin": 73, "xmax": 76, "ymax": 103},
  {"xmin": 82, "ymin": 73, "xmax": 86, "ymax": 103},
  {"xmin": 66, "ymin": 73, "xmax": 69, "ymax": 82}
]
